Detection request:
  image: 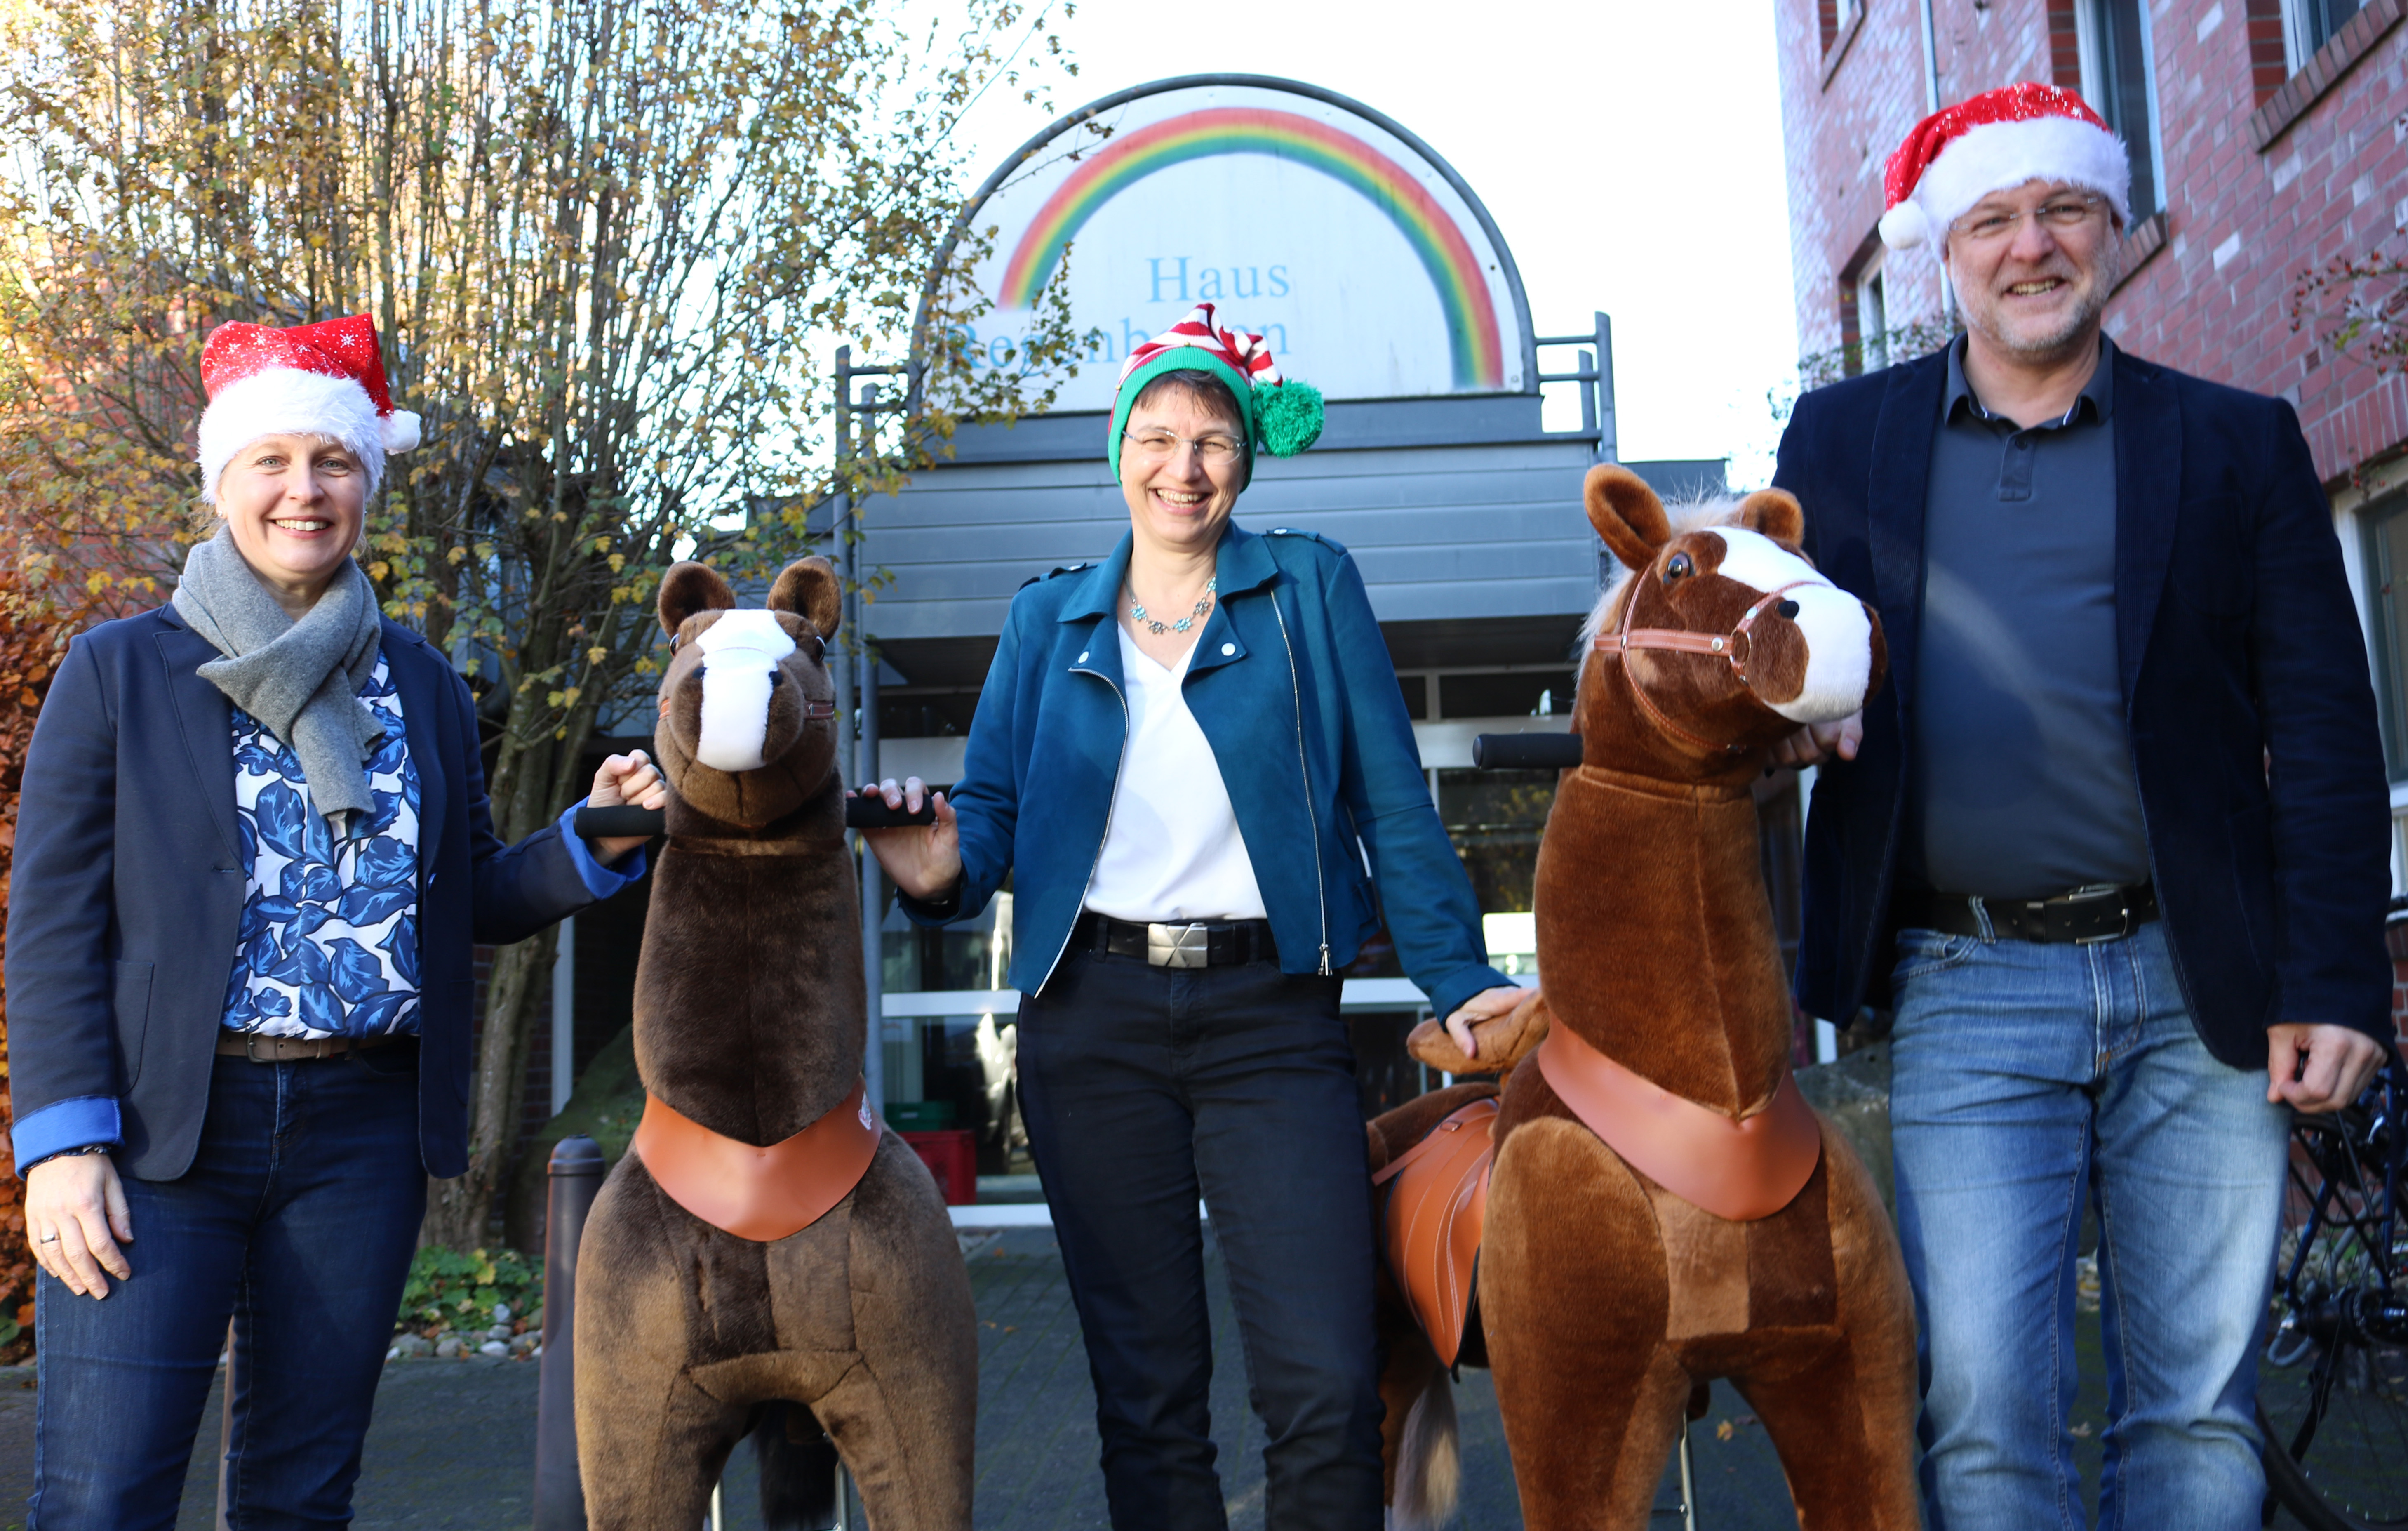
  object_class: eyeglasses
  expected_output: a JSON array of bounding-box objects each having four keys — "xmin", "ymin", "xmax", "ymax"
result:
[
  {"xmin": 1122, "ymin": 429, "xmax": 1244, "ymax": 466},
  {"xmin": 1950, "ymin": 193, "xmax": 2107, "ymax": 245}
]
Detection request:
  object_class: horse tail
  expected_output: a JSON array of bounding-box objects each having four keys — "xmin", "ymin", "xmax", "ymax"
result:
[
  {"xmin": 752, "ymin": 1401, "xmax": 842, "ymax": 1531},
  {"xmin": 1388, "ymin": 1363, "xmax": 1461, "ymax": 1531}
]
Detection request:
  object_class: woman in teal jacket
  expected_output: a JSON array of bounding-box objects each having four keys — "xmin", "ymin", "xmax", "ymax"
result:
[{"xmin": 864, "ymin": 306, "xmax": 1516, "ymax": 1531}]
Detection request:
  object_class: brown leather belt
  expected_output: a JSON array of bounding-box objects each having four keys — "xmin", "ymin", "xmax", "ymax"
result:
[
  {"xmin": 1077, "ymin": 912, "xmax": 1276, "ymax": 968},
  {"xmin": 1895, "ymin": 880, "xmax": 2157, "ymax": 945},
  {"xmin": 216, "ymin": 1032, "xmax": 404, "ymax": 1062}
]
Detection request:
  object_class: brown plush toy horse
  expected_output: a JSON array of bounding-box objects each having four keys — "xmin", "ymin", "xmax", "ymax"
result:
[
  {"xmin": 1373, "ymin": 466, "xmax": 1919, "ymax": 1531},
  {"xmin": 574, "ymin": 558, "xmax": 977, "ymax": 1531}
]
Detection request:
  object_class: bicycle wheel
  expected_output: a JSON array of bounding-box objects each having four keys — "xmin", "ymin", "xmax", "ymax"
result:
[{"xmin": 2260, "ymin": 1094, "xmax": 2408, "ymax": 1530}]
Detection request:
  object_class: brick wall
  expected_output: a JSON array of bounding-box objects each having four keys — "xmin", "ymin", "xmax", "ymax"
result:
[{"xmin": 1775, "ymin": 0, "xmax": 2408, "ymax": 485}]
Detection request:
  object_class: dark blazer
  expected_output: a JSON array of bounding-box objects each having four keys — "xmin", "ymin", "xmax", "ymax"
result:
[
  {"xmin": 6, "ymin": 606, "xmax": 618, "ymax": 1180},
  {"xmin": 1773, "ymin": 343, "xmax": 2393, "ymax": 1067}
]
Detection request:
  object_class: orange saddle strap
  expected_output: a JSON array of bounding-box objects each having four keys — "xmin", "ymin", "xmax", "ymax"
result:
[
  {"xmin": 1373, "ymin": 1098, "xmax": 1498, "ymax": 1368},
  {"xmin": 631, "ymin": 1078, "xmax": 879, "ymax": 1243},
  {"xmin": 1534, "ymin": 1025, "xmax": 1821, "ymax": 1222}
]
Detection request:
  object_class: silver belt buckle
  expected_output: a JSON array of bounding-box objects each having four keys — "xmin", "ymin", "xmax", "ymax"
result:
[
  {"xmin": 2060, "ymin": 884, "xmax": 2133, "ymax": 945},
  {"xmin": 1147, "ymin": 922, "xmax": 1211, "ymax": 969}
]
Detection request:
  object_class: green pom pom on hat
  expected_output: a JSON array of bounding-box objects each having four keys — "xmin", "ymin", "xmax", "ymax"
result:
[
  {"xmin": 1107, "ymin": 303, "xmax": 1324, "ymax": 483},
  {"xmin": 1253, "ymin": 378, "xmax": 1323, "ymax": 458}
]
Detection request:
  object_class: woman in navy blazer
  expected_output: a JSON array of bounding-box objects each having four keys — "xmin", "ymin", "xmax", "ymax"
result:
[{"xmin": 6, "ymin": 316, "xmax": 664, "ymax": 1529}]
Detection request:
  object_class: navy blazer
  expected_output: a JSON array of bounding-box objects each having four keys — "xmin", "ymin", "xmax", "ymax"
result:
[
  {"xmin": 5, "ymin": 606, "xmax": 638, "ymax": 1180},
  {"xmin": 1773, "ymin": 344, "xmax": 2393, "ymax": 1067}
]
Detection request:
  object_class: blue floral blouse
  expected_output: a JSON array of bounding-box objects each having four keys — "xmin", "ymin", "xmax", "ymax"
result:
[{"xmin": 221, "ymin": 654, "xmax": 422, "ymax": 1039}]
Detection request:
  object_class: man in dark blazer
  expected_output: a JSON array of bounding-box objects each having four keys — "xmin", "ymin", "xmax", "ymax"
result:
[{"xmin": 1771, "ymin": 86, "xmax": 2392, "ymax": 1531}]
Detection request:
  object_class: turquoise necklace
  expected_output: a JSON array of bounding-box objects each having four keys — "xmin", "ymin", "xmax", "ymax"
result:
[{"xmin": 1130, "ymin": 575, "xmax": 1215, "ymax": 636}]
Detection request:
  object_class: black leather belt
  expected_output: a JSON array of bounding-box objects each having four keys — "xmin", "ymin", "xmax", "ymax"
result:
[
  {"xmin": 1077, "ymin": 912, "xmax": 1277, "ymax": 969},
  {"xmin": 1895, "ymin": 881, "xmax": 2158, "ymax": 945}
]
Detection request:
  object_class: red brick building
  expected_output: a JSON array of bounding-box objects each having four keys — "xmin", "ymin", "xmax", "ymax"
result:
[{"xmin": 1777, "ymin": 0, "xmax": 2408, "ymax": 975}]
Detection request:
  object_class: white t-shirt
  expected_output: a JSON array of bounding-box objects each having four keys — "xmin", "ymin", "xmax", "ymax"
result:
[{"xmin": 1082, "ymin": 622, "xmax": 1268, "ymax": 923}]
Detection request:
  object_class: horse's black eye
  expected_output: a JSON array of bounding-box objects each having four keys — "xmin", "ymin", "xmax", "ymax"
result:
[
  {"xmin": 1663, "ymin": 552, "xmax": 1694, "ymax": 582},
  {"xmin": 1778, "ymin": 599, "xmax": 1800, "ymax": 619}
]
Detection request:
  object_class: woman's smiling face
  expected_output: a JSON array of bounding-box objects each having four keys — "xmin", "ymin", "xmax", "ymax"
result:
[
  {"xmin": 1118, "ymin": 378, "xmax": 1246, "ymax": 557},
  {"xmin": 214, "ymin": 432, "xmax": 369, "ymax": 612}
]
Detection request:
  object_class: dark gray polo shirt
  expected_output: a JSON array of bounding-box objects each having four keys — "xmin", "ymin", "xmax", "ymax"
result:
[{"xmin": 1905, "ymin": 335, "xmax": 2151, "ymax": 900}]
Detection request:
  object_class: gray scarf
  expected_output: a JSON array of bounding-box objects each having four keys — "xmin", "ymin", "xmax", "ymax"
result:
[{"xmin": 172, "ymin": 526, "xmax": 386, "ymax": 831}]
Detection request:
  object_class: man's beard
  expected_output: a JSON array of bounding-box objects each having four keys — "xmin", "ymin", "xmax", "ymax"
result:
[{"xmin": 1964, "ymin": 263, "xmax": 2109, "ymax": 364}]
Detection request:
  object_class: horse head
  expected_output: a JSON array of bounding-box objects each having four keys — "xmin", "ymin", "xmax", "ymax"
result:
[
  {"xmin": 653, "ymin": 556, "xmax": 843, "ymax": 828},
  {"xmin": 1578, "ymin": 465, "xmax": 1885, "ymax": 774}
]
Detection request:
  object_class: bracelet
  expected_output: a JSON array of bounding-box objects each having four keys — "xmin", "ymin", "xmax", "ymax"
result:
[{"xmin": 20, "ymin": 1143, "xmax": 112, "ymax": 1175}]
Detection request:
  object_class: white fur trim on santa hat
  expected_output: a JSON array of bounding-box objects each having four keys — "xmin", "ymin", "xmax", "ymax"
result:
[
  {"xmin": 381, "ymin": 411, "xmax": 422, "ymax": 453},
  {"xmin": 1885, "ymin": 114, "xmax": 2131, "ymax": 252},
  {"xmin": 197, "ymin": 367, "xmax": 388, "ymax": 503},
  {"xmin": 1878, "ymin": 200, "xmax": 1931, "ymax": 251}
]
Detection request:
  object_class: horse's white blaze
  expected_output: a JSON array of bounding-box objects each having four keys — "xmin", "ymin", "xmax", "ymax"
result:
[
  {"xmin": 1706, "ymin": 529, "xmax": 1874, "ymax": 725},
  {"xmin": 694, "ymin": 610, "xmax": 797, "ymax": 771}
]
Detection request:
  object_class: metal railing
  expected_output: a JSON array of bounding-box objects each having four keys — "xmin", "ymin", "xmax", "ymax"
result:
[{"xmin": 1534, "ymin": 310, "xmax": 1618, "ymax": 461}]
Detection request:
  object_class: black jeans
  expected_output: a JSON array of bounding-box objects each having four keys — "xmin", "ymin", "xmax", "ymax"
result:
[
  {"xmin": 1017, "ymin": 947, "xmax": 1384, "ymax": 1531},
  {"xmin": 32, "ymin": 1045, "xmax": 426, "ymax": 1530}
]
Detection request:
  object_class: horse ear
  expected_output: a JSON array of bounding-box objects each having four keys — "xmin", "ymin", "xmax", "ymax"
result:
[
  {"xmin": 659, "ymin": 561, "xmax": 735, "ymax": 635},
  {"xmin": 1736, "ymin": 488, "xmax": 1805, "ymax": 549},
  {"xmin": 767, "ymin": 556, "xmax": 842, "ymax": 640},
  {"xmin": 1584, "ymin": 465, "xmax": 1672, "ymax": 572}
]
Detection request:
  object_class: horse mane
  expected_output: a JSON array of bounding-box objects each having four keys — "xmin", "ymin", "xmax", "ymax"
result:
[{"xmin": 1574, "ymin": 492, "xmax": 1747, "ymax": 656}]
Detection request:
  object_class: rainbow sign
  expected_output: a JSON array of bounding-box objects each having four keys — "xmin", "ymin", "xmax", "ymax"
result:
[{"xmin": 996, "ymin": 107, "xmax": 1507, "ymax": 391}]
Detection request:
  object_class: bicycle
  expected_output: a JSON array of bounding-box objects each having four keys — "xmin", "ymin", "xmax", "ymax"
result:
[{"xmin": 2259, "ymin": 1056, "xmax": 2408, "ymax": 1529}]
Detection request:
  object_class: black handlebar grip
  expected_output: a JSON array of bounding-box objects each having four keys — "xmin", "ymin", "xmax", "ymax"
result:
[
  {"xmin": 572, "ymin": 804, "xmax": 665, "ymax": 839},
  {"xmin": 846, "ymin": 785, "xmax": 952, "ymax": 829},
  {"xmin": 576, "ymin": 792, "xmax": 954, "ymax": 837},
  {"xmin": 1470, "ymin": 733, "xmax": 1584, "ymax": 771}
]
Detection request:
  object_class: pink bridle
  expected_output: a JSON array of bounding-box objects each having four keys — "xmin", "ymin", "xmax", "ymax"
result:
[{"xmin": 1592, "ymin": 578, "xmax": 1824, "ymax": 756}]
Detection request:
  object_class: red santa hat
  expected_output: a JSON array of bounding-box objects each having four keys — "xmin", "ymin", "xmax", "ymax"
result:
[
  {"xmin": 196, "ymin": 314, "xmax": 422, "ymax": 502},
  {"xmin": 1878, "ymin": 83, "xmax": 2130, "ymax": 253}
]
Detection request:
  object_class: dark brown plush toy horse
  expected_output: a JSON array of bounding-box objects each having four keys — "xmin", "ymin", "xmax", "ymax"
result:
[
  {"xmin": 574, "ymin": 558, "xmax": 976, "ymax": 1531},
  {"xmin": 1374, "ymin": 466, "xmax": 1919, "ymax": 1530}
]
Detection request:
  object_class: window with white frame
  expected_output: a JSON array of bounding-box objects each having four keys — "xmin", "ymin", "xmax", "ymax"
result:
[
  {"xmin": 2286, "ymin": 0, "xmax": 2365, "ymax": 68},
  {"xmin": 2074, "ymin": 0, "xmax": 2167, "ymax": 221},
  {"xmin": 1858, "ymin": 261, "xmax": 1890, "ymax": 372},
  {"xmin": 2361, "ymin": 494, "xmax": 2408, "ymax": 784}
]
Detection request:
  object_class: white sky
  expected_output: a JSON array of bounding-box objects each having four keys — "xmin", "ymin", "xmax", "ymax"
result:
[{"xmin": 948, "ymin": 0, "xmax": 1800, "ymax": 488}]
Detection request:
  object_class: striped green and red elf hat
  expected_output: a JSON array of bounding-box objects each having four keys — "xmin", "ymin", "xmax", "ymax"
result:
[{"xmin": 1109, "ymin": 303, "xmax": 1323, "ymax": 482}]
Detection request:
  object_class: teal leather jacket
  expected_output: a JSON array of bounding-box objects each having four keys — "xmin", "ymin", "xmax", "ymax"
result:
[{"xmin": 904, "ymin": 521, "xmax": 1511, "ymax": 1018}]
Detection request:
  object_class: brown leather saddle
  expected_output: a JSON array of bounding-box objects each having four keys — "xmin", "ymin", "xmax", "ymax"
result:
[
  {"xmin": 631, "ymin": 1077, "xmax": 880, "ymax": 1242},
  {"xmin": 1373, "ymin": 1097, "xmax": 1498, "ymax": 1368}
]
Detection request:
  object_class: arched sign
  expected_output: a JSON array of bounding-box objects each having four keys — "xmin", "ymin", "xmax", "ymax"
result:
[{"xmin": 942, "ymin": 76, "xmax": 1533, "ymax": 410}]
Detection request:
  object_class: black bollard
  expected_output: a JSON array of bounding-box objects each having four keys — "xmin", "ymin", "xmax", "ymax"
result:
[{"xmin": 533, "ymin": 1134, "xmax": 607, "ymax": 1531}]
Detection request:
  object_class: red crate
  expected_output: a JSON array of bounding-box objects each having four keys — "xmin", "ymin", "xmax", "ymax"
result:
[{"xmin": 900, "ymin": 1128, "xmax": 977, "ymax": 1206}]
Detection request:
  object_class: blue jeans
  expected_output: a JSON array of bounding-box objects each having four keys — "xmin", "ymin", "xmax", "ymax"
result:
[
  {"xmin": 1888, "ymin": 921, "xmax": 2287, "ymax": 1531},
  {"xmin": 31, "ymin": 1046, "xmax": 428, "ymax": 1531},
  {"xmin": 1016, "ymin": 947, "xmax": 1385, "ymax": 1531}
]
